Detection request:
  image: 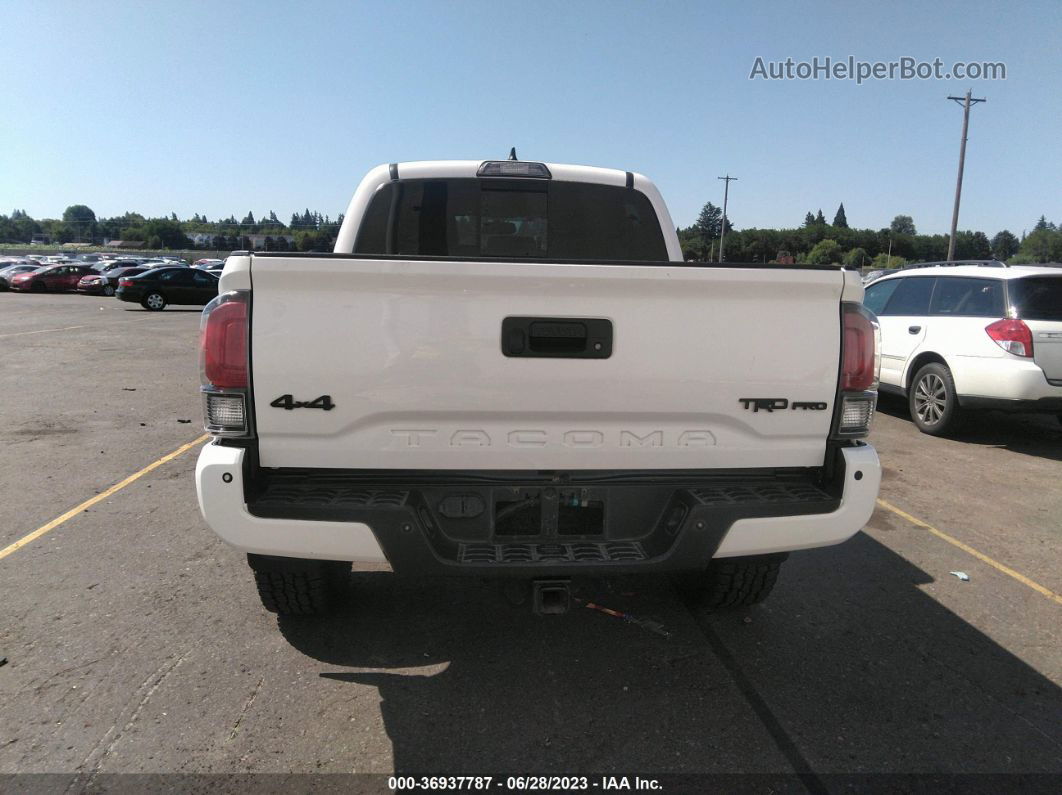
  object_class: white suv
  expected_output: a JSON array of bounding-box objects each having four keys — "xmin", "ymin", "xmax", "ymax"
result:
[{"xmin": 863, "ymin": 264, "xmax": 1062, "ymax": 435}]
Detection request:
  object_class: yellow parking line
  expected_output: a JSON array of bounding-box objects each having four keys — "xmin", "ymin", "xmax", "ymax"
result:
[
  {"xmin": 0, "ymin": 434, "xmax": 210, "ymax": 562},
  {"xmin": 0, "ymin": 324, "xmax": 87, "ymax": 339},
  {"xmin": 0, "ymin": 316, "xmax": 162, "ymax": 340},
  {"xmin": 876, "ymin": 498, "xmax": 1062, "ymax": 606}
]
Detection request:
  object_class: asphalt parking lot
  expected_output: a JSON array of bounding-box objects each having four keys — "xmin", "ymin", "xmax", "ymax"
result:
[{"xmin": 1, "ymin": 292, "xmax": 1060, "ymax": 788}]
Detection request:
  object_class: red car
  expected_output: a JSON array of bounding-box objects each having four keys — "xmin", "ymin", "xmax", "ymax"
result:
[
  {"xmin": 11, "ymin": 264, "xmax": 97, "ymax": 292},
  {"xmin": 78, "ymin": 266, "xmax": 147, "ymax": 296}
]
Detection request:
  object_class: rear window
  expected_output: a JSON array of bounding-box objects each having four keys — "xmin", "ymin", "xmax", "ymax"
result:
[
  {"xmin": 1010, "ymin": 277, "xmax": 1062, "ymax": 321},
  {"xmin": 929, "ymin": 277, "xmax": 1004, "ymax": 317},
  {"xmin": 354, "ymin": 178, "xmax": 667, "ymax": 261}
]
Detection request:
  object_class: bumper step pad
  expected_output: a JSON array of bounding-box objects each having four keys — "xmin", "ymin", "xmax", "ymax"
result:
[
  {"xmin": 460, "ymin": 541, "xmax": 646, "ymax": 565},
  {"xmin": 690, "ymin": 482, "xmax": 832, "ymax": 505}
]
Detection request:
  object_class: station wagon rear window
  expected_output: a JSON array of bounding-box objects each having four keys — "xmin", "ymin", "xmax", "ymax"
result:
[
  {"xmin": 354, "ymin": 178, "xmax": 668, "ymax": 261},
  {"xmin": 1010, "ymin": 277, "xmax": 1062, "ymax": 321},
  {"xmin": 929, "ymin": 277, "xmax": 1004, "ymax": 317}
]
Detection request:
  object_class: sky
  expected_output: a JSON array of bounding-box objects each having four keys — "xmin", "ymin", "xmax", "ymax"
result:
[{"xmin": 1, "ymin": 0, "xmax": 1059, "ymax": 236}]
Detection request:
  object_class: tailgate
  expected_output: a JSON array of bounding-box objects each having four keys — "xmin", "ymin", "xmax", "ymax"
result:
[
  {"xmin": 1029, "ymin": 320, "xmax": 1062, "ymax": 382},
  {"xmin": 1012, "ymin": 275, "xmax": 1062, "ymax": 382},
  {"xmin": 249, "ymin": 256, "xmax": 845, "ymax": 470}
]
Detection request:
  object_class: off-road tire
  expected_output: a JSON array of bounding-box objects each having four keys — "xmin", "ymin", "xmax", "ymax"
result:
[
  {"xmin": 677, "ymin": 553, "xmax": 787, "ymax": 609},
  {"xmin": 247, "ymin": 554, "xmax": 350, "ymax": 616}
]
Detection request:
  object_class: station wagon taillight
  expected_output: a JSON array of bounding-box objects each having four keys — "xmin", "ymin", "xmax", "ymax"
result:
[
  {"xmin": 985, "ymin": 318, "xmax": 1033, "ymax": 357},
  {"xmin": 833, "ymin": 303, "xmax": 880, "ymax": 439},
  {"xmin": 200, "ymin": 291, "xmax": 251, "ymax": 436}
]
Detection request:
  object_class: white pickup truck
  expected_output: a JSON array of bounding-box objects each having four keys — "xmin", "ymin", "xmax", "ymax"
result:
[{"xmin": 195, "ymin": 158, "xmax": 882, "ymax": 617}]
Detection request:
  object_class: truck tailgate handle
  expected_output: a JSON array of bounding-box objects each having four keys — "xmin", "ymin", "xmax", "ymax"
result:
[{"xmin": 502, "ymin": 317, "xmax": 612, "ymax": 358}]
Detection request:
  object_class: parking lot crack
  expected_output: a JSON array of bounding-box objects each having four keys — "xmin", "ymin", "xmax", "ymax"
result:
[
  {"xmin": 228, "ymin": 676, "xmax": 265, "ymax": 740},
  {"xmin": 71, "ymin": 648, "xmax": 191, "ymax": 787},
  {"xmin": 682, "ymin": 600, "xmax": 828, "ymax": 793},
  {"xmin": 31, "ymin": 656, "xmax": 106, "ymax": 694}
]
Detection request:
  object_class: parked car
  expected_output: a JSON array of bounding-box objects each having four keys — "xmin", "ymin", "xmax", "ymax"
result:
[
  {"xmin": 195, "ymin": 157, "xmax": 882, "ymax": 620},
  {"xmin": 95, "ymin": 259, "xmax": 142, "ymax": 273},
  {"xmin": 0, "ymin": 264, "xmax": 45, "ymax": 290},
  {"xmin": 863, "ymin": 263, "xmax": 1062, "ymax": 434},
  {"xmin": 116, "ymin": 266, "xmax": 219, "ymax": 310},
  {"xmin": 10, "ymin": 263, "xmax": 97, "ymax": 292},
  {"xmin": 77, "ymin": 265, "xmax": 148, "ymax": 296},
  {"xmin": 862, "ymin": 268, "xmax": 899, "ymax": 285}
]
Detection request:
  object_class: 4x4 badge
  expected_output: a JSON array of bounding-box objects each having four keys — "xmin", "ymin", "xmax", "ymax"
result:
[{"xmin": 270, "ymin": 394, "xmax": 335, "ymax": 411}]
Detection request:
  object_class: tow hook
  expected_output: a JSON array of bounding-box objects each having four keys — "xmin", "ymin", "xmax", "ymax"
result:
[{"xmin": 532, "ymin": 579, "xmax": 571, "ymax": 615}]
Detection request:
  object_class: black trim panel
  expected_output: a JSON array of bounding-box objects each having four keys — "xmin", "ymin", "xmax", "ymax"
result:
[
  {"xmin": 388, "ymin": 163, "xmax": 399, "ymax": 181},
  {"xmin": 958, "ymin": 395, "xmax": 1062, "ymax": 412}
]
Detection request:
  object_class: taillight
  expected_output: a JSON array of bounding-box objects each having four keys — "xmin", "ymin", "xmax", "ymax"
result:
[
  {"xmin": 841, "ymin": 303, "xmax": 879, "ymax": 391},
  {"xmin": 118, "ymin": 278, "xmax": 133, "ymax": 287},
  {"xmin": 200, "ymin": 291, "xmax": 251, "ymax": 436},
  {"xmin": 202, "ymin": 296, "xmax": 247, "ymax": 388},
  {"xmin": 985, "ymin": 318, "xmax": 1033, "ymax": 357},
  {"xmin": 833, "ymin": 302, "xmax": 880, "ymax": 439}
]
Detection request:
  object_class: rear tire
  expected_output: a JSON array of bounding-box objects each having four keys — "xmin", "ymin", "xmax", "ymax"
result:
[
  {"xmin": 909, "ymin": 362, "xmax": 961, "ymax": 436},
  {"xmin": 247, "ymin": 554, "xmax": 350, "ymax": 616},
  {"xmin": 103, "ymin": 285, "xmax": 115, "ymax": 296},
  {"xmin": 142, "ymin": 291, "xmax": 166, "ymax": 311},
  {"xmin": 676, "ymin": 553, "xmax": 787, "ymax": 609}
]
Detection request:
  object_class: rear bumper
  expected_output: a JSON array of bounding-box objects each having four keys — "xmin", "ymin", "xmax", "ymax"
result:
[
  {"xmin": 196, "ymin": 442, "xmax": 880, "ymax": 569},
  {"xmin": 952, "ymin": 357, "xmax": 1061, "ymax": 402}
]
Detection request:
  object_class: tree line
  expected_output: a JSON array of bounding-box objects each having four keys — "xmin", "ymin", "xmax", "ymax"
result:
[
  {"xmin": 0, "ymin": 206, "xmax": 343, "ymax": 252},
  {"xmin": 3, "ymin": 202, "xmax": 1061, "ymax": 264},
  {"xmin": 677, "ymin": 202, "xmax": 1061, "ymax": 266}
]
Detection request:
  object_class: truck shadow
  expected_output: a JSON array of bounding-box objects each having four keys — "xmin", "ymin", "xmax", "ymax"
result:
[
  {"xmin": 277, "ymin": 533, "xmax": 1062, "ymax": 776},
  {"xmin": 876, "ymin": 393, "xmax": 1062, "ymax": 462}
]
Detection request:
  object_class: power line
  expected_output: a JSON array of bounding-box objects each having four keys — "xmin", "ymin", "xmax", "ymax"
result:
[{"xmin": 946, "ymin": 90, "xmax": 986, "ymax": 262}]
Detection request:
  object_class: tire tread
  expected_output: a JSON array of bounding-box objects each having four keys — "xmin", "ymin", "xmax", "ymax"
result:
[
  {"xmin": 679, "ymin": 554, "xmax": 786, "ymax": 609},
  {"xmin": 247, "ymin": 556, "xmax": 348, "ymax": 616}
]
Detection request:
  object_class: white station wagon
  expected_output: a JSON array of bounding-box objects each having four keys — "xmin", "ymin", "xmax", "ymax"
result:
[{"xmin": 863, "ymin": 263, "xmax": 1062, "ymax": 435}]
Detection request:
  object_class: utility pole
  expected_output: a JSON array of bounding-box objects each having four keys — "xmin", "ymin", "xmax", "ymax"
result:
[
  {"xmin": 717, "ymin": 174, "xmax": 737, "ymax": 262},
  {"xmin": 946, "ymin": 90, "xmax": 986, "ymax": 261}
]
